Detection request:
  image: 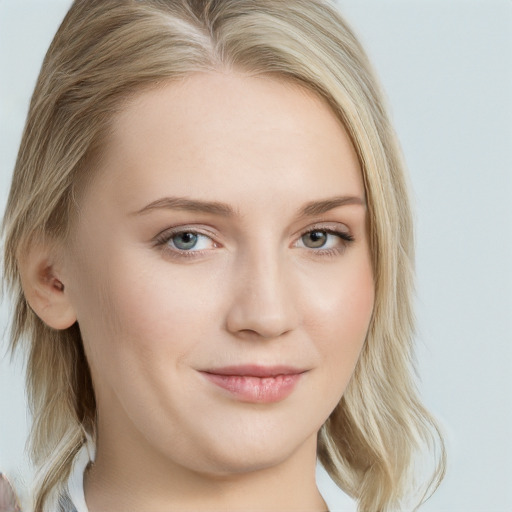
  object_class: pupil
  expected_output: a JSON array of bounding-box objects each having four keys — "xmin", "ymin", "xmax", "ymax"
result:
[
  {"xmin": 305, "ymin": 231, "xmax": 327, "ymax": 248},
  {"xmin": 174, "ymin": 232, "xmax": 198, "ymax": 250}
]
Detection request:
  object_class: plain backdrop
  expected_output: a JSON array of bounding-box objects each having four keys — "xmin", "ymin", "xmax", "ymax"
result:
[{"xmin": 1, "ymin": 1, "xmax": 511, "ymax": 511}]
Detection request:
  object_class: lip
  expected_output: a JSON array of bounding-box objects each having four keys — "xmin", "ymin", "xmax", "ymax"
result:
[{"xmin": 199, "ymin": 365, "xmax": 306, "ymax": 403}]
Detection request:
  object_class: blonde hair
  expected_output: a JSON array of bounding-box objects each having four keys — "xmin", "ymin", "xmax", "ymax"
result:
[{"xmin": 2, "ymin": 0, "xmax": 445, "ymax": 510}]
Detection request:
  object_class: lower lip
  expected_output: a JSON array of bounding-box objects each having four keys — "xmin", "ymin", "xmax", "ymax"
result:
[{"xmin": 201, "ymin": 372, "xmax": 303, "ymax": 403}]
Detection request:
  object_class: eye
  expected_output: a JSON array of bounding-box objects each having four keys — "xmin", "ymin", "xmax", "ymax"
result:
[
  {"xmin": 301, "ymin": 230, "xmax": 330, "ymax": 249},
  {"xmin": 156, "ymin": 229, "xmax": 217, "ymax": 253},
  {"xmin": 296, "ymin": 228, "xmax": 354, "ymax": 252},
  {"xmin": 169, "ymin": 231, "xmax": 215, "ymax": 251}
]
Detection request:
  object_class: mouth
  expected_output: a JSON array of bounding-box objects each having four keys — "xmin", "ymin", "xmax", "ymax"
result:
[{"xmin": 199, "ymin": 365, "xmax": 307, "ymax": 403}]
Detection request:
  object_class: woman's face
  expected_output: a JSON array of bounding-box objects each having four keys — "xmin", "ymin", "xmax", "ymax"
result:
[{"xmin": 63, "ymin": 71, "xmax": 374, "ymax": 476}]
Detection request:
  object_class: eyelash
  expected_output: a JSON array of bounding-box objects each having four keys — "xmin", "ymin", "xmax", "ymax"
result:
[
  {"xmin": 154, "ymin": 225, "xmax": 355, "ymax": 259},
  {"xmin": 300, "ymin": 227, "xmax": 355, "ymax": 257},
  {"xmin": 154, "ymin": 227, "xmax": 217, "ymax": 259}
]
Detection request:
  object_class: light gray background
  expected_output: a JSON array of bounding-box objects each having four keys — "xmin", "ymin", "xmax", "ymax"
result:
[{"xmin": 1, "ymin": 1, "xmax": 511, "ymax": 511}]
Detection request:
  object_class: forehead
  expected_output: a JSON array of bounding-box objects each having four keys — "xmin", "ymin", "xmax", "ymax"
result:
[{"xmin": 85, "ymin": 71, "xmax": 364, "ymax": 214}]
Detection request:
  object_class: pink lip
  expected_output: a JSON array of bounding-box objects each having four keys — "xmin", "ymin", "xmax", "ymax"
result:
[{"xmin": 200, "ymin": 365, "xmax": 306, "ymax": 403}]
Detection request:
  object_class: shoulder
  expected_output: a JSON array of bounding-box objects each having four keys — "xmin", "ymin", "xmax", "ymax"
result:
[{"xmin": 0, "ymin": 473, "xmax": 22, "ymax": 512}]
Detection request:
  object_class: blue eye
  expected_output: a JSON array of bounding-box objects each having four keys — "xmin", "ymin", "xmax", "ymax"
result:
[
  {"xmin": 167, "ymin": 231, "xmax": 214, "ymax": 251},
  {"xmin": 171, "ymin": 232, "xmax": 199, "ymax": 250}
]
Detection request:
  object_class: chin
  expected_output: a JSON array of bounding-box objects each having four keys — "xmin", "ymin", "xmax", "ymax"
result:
[
  {"xmin": 192, "ymin": 446, "xmax": 299, "ymax": 478},
  {"xmin": 166, "ymin": 422, "xmax": 318, "ymax": 478}
]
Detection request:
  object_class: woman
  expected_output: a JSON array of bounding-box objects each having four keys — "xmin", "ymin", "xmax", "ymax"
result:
[{"xmin": 1, "ymin": 0, "xmax": 445, "ymax": 510}]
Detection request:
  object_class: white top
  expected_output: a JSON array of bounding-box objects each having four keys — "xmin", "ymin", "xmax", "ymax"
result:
[
  {"xmin": 63, "ymin": 442, "xmax": 357, "ymax": 512},
  {"xmin": 65, "ymin": 441, "xmax": 93, "ymax": 512}
]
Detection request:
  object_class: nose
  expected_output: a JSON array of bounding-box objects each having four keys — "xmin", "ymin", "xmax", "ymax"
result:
[{"xmin": 225, "ymin": 250, "xmax": 300, "ymax": 340}]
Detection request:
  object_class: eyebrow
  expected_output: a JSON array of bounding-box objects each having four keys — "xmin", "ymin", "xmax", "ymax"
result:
[
  {"xmin": 132, "ymin": 195, "xmax": 365, "ymax": 217},
  {"xmin": 299, "ymin": 195, "xmax": 366, "ymax": 216},
  {"xmin": 133, "ymin": 197, "xmax": 236, "ymax": 217}
]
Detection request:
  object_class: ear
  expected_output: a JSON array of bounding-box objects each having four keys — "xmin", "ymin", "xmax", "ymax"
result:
[{"xmin": 18, "ymin": 238, "xmax": 77, "ymax": 330}]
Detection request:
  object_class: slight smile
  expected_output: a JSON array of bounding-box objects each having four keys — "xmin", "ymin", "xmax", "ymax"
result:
[{"xmin": 199, "ymin": 365, "xmax": 308, "ymax": 403}]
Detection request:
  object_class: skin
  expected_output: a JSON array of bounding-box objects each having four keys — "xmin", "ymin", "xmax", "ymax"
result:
[
  {"xmin": 45, "ymin": 72, "xmax": 375, "ymax": 511},
  {"xmin": 0, "ymin": 474, "xmax": 21, "ymax": 512}
]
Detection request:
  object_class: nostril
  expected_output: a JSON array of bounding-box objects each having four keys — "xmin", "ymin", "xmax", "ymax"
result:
[
  {"xmin": 225, "ymin": 301, "xmax": 298, "ymax": 340},
  {"xmin": 236, "ymin": 326, "xmax": 293, "ymax": 341}
]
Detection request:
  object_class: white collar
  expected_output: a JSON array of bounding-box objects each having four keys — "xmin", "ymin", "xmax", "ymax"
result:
[{"xmin": 65, "ymin": 438, "xmax": 95, "ymax": 512}]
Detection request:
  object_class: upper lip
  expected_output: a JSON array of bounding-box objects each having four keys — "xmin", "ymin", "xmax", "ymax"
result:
[{"xmin": 200, "ymin": 365, "xmax": 307, "ymax": 377}]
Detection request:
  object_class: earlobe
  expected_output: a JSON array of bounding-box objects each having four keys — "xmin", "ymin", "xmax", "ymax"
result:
[{"xmin": 18, "ymin": 241, "xmax": 77, "ymax": 330}]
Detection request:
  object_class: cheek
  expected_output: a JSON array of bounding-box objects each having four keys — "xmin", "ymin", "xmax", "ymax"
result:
[
  {"xmin": 71, "ymin": 245, "xmax": 222, "ymax": 378},
  {"xmin": 302, "ymin": 255, "xmax": 374, "ymax": 381}
]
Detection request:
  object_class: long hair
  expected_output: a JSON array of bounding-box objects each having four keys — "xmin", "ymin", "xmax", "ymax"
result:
[{"xmin": 2, "ymin": 1, "xmax": 445, "ymax": 510}]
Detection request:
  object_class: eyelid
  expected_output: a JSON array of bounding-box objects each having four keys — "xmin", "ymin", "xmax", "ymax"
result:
[
  {"xmin": 154, "ymin": 224, "xmax": 218, "ymax": 241},
  {"xmin": 295, "ymin": 222, "xmax": 353, "ymax": 240}
]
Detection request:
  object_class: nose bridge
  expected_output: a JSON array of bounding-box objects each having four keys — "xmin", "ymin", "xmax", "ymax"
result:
[{"xmin": 225, "ymin": 242, "xmax": 299, "ymax": 339}]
